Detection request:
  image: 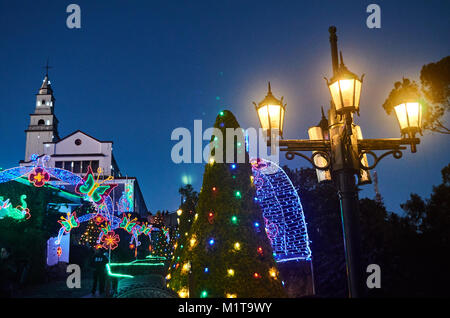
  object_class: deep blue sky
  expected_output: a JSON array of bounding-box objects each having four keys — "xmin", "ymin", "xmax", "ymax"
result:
[{"xmin": 0, "ymin": 0, "xmax": 449, "ymax": 214}]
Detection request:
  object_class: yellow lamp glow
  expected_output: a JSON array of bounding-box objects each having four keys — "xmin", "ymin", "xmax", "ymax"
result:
[
  {"xmin": 254, "ymin": 82, "xmax": 286, "ymax": 137},
  {"xmin": 177, "ymin": 209, "xmax": 182, "ymax": 216},
  {"xmin": 394, "ymin": 102, "xmax": 422, "ymax": 137},
  {"xmin": 327, "ymin": 53, "xmax": 363, "ymax": 114},
  {"xmin": 234, "ymin": 242, "xmax": 241, "ymax": 250},
  {"xmin": 227, "ymin": 269, "xmax": 235, "ymax": 277},
  {"xmin": 226, "ymin": 293, "xmax": 237, "ymax": 298}
]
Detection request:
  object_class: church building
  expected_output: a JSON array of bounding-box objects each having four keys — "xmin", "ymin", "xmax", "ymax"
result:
[{"xmin": 19, "ymin": 72, "xmax": 149, "ymax": 217}]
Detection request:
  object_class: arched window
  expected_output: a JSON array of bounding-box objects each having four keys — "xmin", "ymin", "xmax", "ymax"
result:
[{"xmin": 38, "ymin": 119, "xmax": 45, "ymax": 126}]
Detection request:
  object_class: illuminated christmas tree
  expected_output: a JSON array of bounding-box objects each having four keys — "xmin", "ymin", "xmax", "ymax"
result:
[
  {"xmin": 148, "ymin": 211, "xmax": 171, "ymax": 258},
  {"xmin": 79, "ymin": 218, "xmax": 100, "ymax": 247},
  {"xmin": 150, "ymin": 226, "xmax": 172, "ymax": 258},
  {"xmin": 169, "ymin": 110, "xmax": 285, "ymax": 298}
]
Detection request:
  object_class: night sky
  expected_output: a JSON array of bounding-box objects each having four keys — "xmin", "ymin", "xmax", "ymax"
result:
[{"xmin": 0, "ymin": 0, "xmax": 449, "ymax": 215}]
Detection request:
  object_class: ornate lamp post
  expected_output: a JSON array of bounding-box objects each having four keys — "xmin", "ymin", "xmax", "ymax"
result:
[{"xmin": 254, "ymin": 26, "xmax": 421, "ymax": 298}]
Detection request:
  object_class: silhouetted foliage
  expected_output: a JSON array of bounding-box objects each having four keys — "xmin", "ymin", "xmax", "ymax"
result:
[
  {"xmin": 284, "ymin": 164, "xmax": 450, "ymax": 297},
  {"xmin": 383, "ymin": 56, "xmax": 450, "ymax": 134}
]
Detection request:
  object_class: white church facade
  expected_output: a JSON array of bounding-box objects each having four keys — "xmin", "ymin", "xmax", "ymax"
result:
[{"xmin": 19, "ymin": 72, "xmax": 149, "ymax": 217}]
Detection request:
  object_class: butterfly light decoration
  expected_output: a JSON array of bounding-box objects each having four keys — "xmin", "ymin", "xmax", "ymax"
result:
[
  {"xmin": 76, "ymin": 166, "xmax": 117, "ymax": 205},
  {"xmin": 58, "ymin": 212, "xmax": 80, "ymax": 233}
]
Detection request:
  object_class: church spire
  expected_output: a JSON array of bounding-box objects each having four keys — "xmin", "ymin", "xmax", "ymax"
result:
[
  {"xmin": 24, "ymin": 65, "xmax": 59, "ymax": 162},
  {"xmin": 39, "ymin": 59, "xmax": 53, "ymax": 95}
]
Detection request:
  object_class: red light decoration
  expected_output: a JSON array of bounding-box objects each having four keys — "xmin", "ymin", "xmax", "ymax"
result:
[
  {"xmin": 93, "ymin": 214, "xmax": 105, "ymax": 226},
  {"xmin": 257, "ymin": 246, "xmax": 263, "ymax": 255},
  {"xmin": 28, "ymin": 167, "xmax": 50, "ymax": 187},
  {"xmin": 56, "ymin": 246, "xmax": 62, "ymax": 258},
  {"xmin": 208, "ymin": 211, "xmax": 214, "ymax": 224},
  {"xmin": 253, "ymin": 272, "xmax": 261, "ymax": 279},
  {"xmin": 101, "ymin": 231, "xmax": 120, "ymax": 250}
]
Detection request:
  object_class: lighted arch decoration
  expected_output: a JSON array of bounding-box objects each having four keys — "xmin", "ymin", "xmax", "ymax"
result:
[
  {"xmin": 0, "ymin": 155, "xmax": 159, "ymax": 254},
  {"xmin": 251, "ymin": 158, "xmax": 312, "ymax": 263}
]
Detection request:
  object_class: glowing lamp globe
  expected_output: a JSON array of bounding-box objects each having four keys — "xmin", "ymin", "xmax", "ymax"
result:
[
  {"xmin": 394, "ymin": 102, "xmax": 422, "ymax": 138},
  {"xmin": 327, "ymin": 53, "xmax": 363, "ymax": 114},
  {"xmin": 254, "ymin": 82, "xmax": 286, "ymax": 138}
]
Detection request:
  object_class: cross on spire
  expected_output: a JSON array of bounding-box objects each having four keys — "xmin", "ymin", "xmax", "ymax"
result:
[{"xmin": 43, "ymin": 58, "xmax": 52, "ymax": 76}]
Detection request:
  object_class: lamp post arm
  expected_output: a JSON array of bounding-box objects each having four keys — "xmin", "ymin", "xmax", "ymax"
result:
[
  {"xmin": 358, "ymin": 137, "xmax": 420, "ymax": 170},
  {"xmin": 358, "ymin": 138, "xmax": 420, "ymax": 151},
  {"xmin": 277, "ymin": 139, "xmax": 331, "ymax": 151}
]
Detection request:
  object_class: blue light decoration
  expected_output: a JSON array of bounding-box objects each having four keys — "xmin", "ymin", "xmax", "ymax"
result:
[
  {"xmin": 0, "ymin": 155, "xmax": 137, "ymax": 252},
  {"xmin": 118, "ymin": 183, "xmax": 134, "ymax": 213},
  {"xmin": 208, "ymin": 238, "xmax": 215, "ymax": 246},
  {"xmin": 251, "ymin": 158, "xmax": 312, "ymax": 263}
]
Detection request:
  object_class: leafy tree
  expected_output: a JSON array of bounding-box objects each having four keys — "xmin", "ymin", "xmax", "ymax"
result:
[
  {"xmin": 383, "ymin": 56, "xmax": 450, "ymax": 134},
  {"xmin": 169, "ymin": 110, "xmax": 285, "ymax": 298},
  {"xmin": 0, "ymin": 180, "xmax": 72, "ymax": 284},
  {"xmin": 400, "ymin": 163, "xmax": 450, "ymax": 296},
  {"xmin": 283, "ymin": 167, "xmax": 347, "ymax": 297},
  {"xmin": 284, "ymin": 166, "xmax": 427, "ymax": 297},
  {"xmin": 167, "ymin": 185, "xmax": 198, "ymax": 289}
]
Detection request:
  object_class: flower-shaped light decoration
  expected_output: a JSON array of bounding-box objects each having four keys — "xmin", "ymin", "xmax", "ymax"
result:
[
  {"xmin": 93, "ymin": 214, "xmax": 105, "ymax": 226},
  {"xmin": 28, "ymin": 167, "xmax": 50, "ymax": 187},
  {"xmin": 101, "ymin": 231, "xmax": 120, "ymax": 250}
]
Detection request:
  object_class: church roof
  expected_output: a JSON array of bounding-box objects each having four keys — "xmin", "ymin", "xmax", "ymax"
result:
[
  {"xmin": 38, "ymin": 75, "xmax": 53, "ymax": 95},
  {"xmin": 43, "ymin": 130, "xmax": 114, "ymax": 145}
]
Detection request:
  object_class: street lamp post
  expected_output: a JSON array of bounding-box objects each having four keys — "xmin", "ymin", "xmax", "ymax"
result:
[{"xmin": 254, "ymin": 26, "xmax": 422, "ymax": 298}]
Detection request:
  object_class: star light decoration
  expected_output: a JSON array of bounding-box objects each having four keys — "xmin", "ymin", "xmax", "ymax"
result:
[
  {"xmin": 101, "ymin": 231, "xmax": 120, "ymax": 250},
  {"xmin": 28, "ymin": 167, "xmax": 50, "ymax": 187}
]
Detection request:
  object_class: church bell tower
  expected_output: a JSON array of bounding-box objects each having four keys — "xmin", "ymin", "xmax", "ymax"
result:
[{"xmin": 24, "ymin": 70, "xmax": 60, "ymax": 162}]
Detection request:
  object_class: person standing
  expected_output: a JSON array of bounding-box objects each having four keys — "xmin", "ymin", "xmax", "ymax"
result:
[{"xmin": 91, "ymin": 248, "xmax": 107, "ymax": 296}]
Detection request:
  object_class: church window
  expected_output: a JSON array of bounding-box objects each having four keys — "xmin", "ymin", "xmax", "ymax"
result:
[
  {"xmin": 91, "ymin": 160, "xmax": 99, "ymax": 172},
  {"xmin": 73, "ymin": 161, "xmax": 81, "ymax": 173},
  {"xmin": 75, "ymin": 139, "xmax": 82, "ymax": 146},
  {"xmin": 82, "ymin": 161, "xmax": 90, "ymax": 173},
  {"xmin": 64, "ymin": 161, "xmax": 72, "ymax": 171},
  {"xmin": 38, "ymin": 119, "xmax": 45, "ymax": 126}
]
